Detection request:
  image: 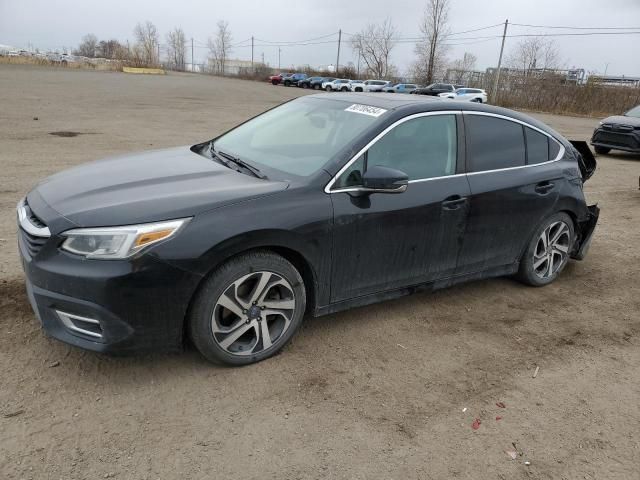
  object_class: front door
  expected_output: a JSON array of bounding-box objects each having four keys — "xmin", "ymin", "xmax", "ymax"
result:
[{"xmin": 328, "ymin": 113, "xmax": 470, "ymax": 303}]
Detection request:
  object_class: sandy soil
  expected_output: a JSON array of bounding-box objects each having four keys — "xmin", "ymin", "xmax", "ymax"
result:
[{"xmin": 1, "ymin": 65, "xmax": 639, "ymax": 480}]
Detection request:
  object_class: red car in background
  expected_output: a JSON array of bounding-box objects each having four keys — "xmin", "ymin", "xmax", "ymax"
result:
[{"xmin": 269, "ymin": 73, "xmax": 292, "ymax": 85}]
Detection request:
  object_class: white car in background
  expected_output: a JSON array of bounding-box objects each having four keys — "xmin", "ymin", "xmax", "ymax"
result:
[
  {"xmin": 349, "ymin": 80, "xmax": 365, "ymax": 91},
  {"xmin": 362, "ymin": 80, "xmax": 390, "ymax": 92},
  {"xmin": 439, "ymin": 88, "xmax": 488, "ymax": 103},
  {"xmin": 322, "ymin": 78, "xmax": 351, "ymax": 91}
]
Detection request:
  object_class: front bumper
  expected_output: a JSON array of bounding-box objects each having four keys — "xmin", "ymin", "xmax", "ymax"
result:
[
  {"xmin": 19, "ymin": 231, "xmax": 202, "ymax": 354},
  {"xmin": 591, "ymin": 127, "xmax": 640, "ymax": 153}
]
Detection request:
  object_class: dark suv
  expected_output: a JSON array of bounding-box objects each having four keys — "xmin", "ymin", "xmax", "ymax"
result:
[
  {"xmin": 413, "ymin": 83, "xmax": 456, "ymax": 96},
  {"xmin": 283, "ymin": 73, "xmax": 307, "ymax": 87},
  {"xmin": 591, "ymin": 104, "xmax": 640, "ymax": 154},
  {"xmin": 18, "ymin": 93, "xmax": 598, "ymax": 365}
]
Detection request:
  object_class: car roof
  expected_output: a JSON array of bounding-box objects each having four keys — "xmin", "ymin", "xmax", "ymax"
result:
[{"xmin": 304, "ymin": 92, "xmax": 562, "ymax": 135}]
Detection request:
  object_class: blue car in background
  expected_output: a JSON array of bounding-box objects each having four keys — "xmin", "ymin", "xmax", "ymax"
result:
[
  {"xmin": 382, "ymin": 83, "xmax": 419, "ymax": 93},
  {"xmin": 283, "ymin": 73, "xmax": 308, "ymax": 87}
]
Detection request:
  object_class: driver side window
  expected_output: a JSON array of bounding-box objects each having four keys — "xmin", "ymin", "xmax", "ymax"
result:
[{"xmin": 333, "ymin": 114, "xmax": 458, "ymax": 189}]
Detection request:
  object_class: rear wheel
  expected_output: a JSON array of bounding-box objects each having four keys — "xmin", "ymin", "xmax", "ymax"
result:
[
  {"xmin": 355, "ymin": 87, "xmax": 363, "ymax": 92},
  {"xmin": 517, "ymin": 213, "xmax": 574, "ymax": 287},
  {"xmin": 594, "ymin": 146, "xmax": 610, "ymax": 155},
  {"xmin": 271, "ymin": 80, "xmax": 278, "ymax": 85},
  {"xmin": 189, "ymin": 251, "xmax": 306, "ymax": 366},
  {"xmin": 302, "ymin": 83, "xmax": 308, "ymax": 89},
  {"xmin": 340, "ymin": 86, "xmax": 348, "ymax": 91},
  {"xmin": 313, "ymin": 84, "xmax": 320, "ymax": 90}
]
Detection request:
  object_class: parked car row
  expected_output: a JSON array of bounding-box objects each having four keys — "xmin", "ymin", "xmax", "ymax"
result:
[{"xmin": 267, "ymin": 74, "xmax": 489, "ymax": 103}]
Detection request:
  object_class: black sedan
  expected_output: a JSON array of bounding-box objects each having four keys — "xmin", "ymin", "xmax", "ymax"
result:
[
  {"xmin": 591, "ymin": 104, "xmax": 640, "ymax": 154},
  {"xmin": 18, "ymin": 93, "xmax": 599, "ymax": 365}
]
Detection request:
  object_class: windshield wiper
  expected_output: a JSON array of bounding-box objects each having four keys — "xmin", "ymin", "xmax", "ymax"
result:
[{"xmin": 211, "ymin": 144, "xmax": 266, "ymax": 179}]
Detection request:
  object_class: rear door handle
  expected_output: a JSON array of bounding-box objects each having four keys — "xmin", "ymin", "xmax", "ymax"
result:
[
  {"xmin": 535, "ymin": 181, "xmax": 555, "ymax": 194},
  {"xmin": 442, "ymin": 195, "xmax": 467, "ymax": 210}
]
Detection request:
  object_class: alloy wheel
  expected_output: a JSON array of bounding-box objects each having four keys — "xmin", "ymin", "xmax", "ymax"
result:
[
  {"xmin": 211, "ymin": 271, "xmax": 296, "ymax": 356},
  {"xmin": 533, "ymin": 221, "xmax": 571, "ymax": 279}
]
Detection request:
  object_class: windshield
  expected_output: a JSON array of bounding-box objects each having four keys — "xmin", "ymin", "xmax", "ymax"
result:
[
  {"xmin": 213, "ymin": 97, "xmax": 384, "ymax": 176},
  {"xmin": 626, "ymin": 105, "xmax": 640, "ymax": 118}
]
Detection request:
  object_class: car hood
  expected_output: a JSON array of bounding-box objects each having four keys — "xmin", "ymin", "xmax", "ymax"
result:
[
  {"xmin": 600, "ymin": 115, "xmax": 640, "ymax": 127},
  {"xmin": 28, "ymin": 146, "xmax": 288, "ymax": 230}
]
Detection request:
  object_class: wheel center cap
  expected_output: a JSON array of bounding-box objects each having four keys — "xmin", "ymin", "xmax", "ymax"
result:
[{"xmin": 248, "ymin": 305, "xmax": 261, "ymax": 319}]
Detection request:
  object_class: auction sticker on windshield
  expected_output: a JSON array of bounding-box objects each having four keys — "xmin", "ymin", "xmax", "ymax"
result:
[{"xmin": 345, "ymin": 104, "xmax": 387, "ymax": 117}]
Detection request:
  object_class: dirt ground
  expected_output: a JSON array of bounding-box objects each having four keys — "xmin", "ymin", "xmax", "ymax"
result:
[{"xmin": 1, "ymin": 65, "xmax": 639, "ymax": 480}]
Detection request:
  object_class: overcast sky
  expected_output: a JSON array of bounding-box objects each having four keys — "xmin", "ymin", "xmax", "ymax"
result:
[{"xmin": 1, "ymin": 0, "xmax": 639, "ymax": 76}]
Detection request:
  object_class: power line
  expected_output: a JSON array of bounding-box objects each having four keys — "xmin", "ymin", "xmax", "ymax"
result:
[{"xmin": 510, "ymin": 23, "xmax": 640, "ymax": 30}]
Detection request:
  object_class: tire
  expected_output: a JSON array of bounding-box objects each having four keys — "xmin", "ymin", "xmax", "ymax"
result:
[
  {"xmin": 313, "ymin": 84, "xmax": 320, "ymax": 90},
  {"xmin": 341, "ymin": 87, "xmax": 348, "ymax": 91},
  {"xmin": 189, "ymin": 251, "xmax": 306, "ymax": 366},
  {"xmin": 517, "ymin": 212, "xmax": 575, "ymax": 287},
  {"xmin": 325, "ymin": 85, "xmax": 332, "ymax": 91},
  {"xmin": 271, "ymin": 80, "xmax": 278, "ymax": 85},
  {"xmin": 355, "ymin": 87, "xmax": 363, "ymax": 92},
  {"xmin": 594, "ymin": 146, "xmax": 610, "ymax": 155},
  {"xmin": 472, "ymin": 98, "xmax": 482, "ymax": 103},
  {"xmin": 284, "ymin": 81, "xmax": 291, "ymax": 87},
  {"xmin": 302, "ymin": 83, "xmax": 308, "ymax": 89}
]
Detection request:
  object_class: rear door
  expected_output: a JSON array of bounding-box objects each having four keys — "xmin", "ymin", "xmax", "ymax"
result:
[
  {"xmin": 456, "ymin": 113, "xmax": 565, "ymax": 274},
  {"xmin": 328, "ymin": 112, "xmax": 470, "ymax": 302}
]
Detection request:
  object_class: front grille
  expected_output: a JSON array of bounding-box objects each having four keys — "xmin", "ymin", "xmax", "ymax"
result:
[
  {"xmin": 20, "ymin": 229, "xmax": 48, "ymax": 257},
  {"xmin": 18, "ymin": 199, "xmax": 50, "ymax": 258}
]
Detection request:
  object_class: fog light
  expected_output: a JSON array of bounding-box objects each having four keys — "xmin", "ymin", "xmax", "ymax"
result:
[{"xmin": 56, "ymin": 310, "xmax": 103, "ymax": 339}]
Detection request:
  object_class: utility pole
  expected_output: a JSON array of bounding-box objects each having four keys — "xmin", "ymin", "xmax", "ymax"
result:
[
  {"xmin": 251, "ymin": 36, "xmax": 254, "ymax": 70},
  {"xmin": 157, "ymin": 43, "xmax": 160, "ymax": 65},
  {"xmin": 278, "ymin": 47, "xmax": 281, "ymax": 71},
  {"xmin": 491, "ymin": 19, "xmax": 508, "ymax": 104},
  {"xmin": 335, "ymin": 29, "xmax": 342, "ymax": 75},
  {"xmin": 191, "ymin": 38, "xmax": 194, "ymax": 72},
  {"xmin": 261, "ymin": 52, "xmax": 264, "ymax": 65}
]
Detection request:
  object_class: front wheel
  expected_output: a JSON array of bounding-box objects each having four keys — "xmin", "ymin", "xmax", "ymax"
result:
[
  {"xmin": 594, "ymin": 146, "xmax": 610, "ymax": 155},
  {"xmin": 325, "ymin": 85, "xmax": 332, "ymax": 91},
  {"xmin": 189, "ymin": 251, "xmax": 306, "ymax": 366},
  {"xmin": 517, "ymin": 212, "xmax": 575, "ymax": 287},
  {"xmin": 302, "ymin": 83, "xmax": 308, "ymax": 89},
  {"xmin": 284, "ymin": 81, "xmax": 291, "ymax": 87}
]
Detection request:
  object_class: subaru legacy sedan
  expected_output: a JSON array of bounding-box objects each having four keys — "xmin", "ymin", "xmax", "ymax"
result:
[{"xmin": 18, "ymin": 93, "xmax": 599, "ymax": 365}]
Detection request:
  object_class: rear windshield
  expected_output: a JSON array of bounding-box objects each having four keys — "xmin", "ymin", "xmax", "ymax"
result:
[{"xmin": 213, "ymin": 97, "xmax": 384, "ymax": 177}]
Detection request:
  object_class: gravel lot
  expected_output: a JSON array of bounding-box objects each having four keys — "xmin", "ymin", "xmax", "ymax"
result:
[{"xmin": 1, "ymin": 65, "xmax": 639, "ymax": 480}]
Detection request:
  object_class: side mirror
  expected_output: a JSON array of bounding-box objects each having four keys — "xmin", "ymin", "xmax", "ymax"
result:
[{"xmin": 361, "ymin": 165, "xmax": 408, "ymax": 193}]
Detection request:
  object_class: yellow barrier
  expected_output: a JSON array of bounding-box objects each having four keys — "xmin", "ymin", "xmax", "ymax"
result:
[{"xmin": 122, "ymin": 67, "xmax": 165, "ymax": 75}]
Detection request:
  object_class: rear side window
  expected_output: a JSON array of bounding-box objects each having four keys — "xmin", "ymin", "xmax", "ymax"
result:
[
  {"xmin": 525, "ymin": 127, "xmax": 549, "ymax": 165},
  {"xmin": 465, "ymin": 115, "xmax": 526, "ymax": 172}
]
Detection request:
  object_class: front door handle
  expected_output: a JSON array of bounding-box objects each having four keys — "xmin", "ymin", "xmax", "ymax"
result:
[
  {"xmin": 535, "ymin": 181, "xmax": 555, "ymax": 194},
  {"xmin": 442, "ymin": 195, "xmax": 467, "ymax": 210}
]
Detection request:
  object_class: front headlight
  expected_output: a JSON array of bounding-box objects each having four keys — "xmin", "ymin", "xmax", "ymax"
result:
[{"xmin": 61, "ymin": 218, "xmax": 190, "ymax": 259}]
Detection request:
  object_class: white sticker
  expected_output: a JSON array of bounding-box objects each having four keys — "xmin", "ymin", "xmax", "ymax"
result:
[{"xmin": 344, "ymin": 104, "xmax": 387, "ymax": 117}]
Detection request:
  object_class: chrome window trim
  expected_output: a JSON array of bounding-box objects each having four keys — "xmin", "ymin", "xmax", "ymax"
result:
[
  {"xmin": 324, "ymin": 110, "xmax": 460, "ymax": 194},
  {"xmin": 17, "ymin": 199, "xmax": 51, "ymax": 237},
  {"xmin": 324, "ymin": 109, "xmax": 566, "ymax": 194}
]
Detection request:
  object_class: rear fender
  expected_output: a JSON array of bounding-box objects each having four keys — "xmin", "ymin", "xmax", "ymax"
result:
[{"xmin": 569, "ymin": 140, "xmax": 597, "ymax": 182}]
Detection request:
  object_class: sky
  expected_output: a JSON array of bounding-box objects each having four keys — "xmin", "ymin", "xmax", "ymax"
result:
[{"xmin": 1, "ymin": 0, "xmax": 640, "ymax": 77}]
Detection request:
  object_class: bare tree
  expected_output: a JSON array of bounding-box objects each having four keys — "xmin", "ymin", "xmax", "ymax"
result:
[
  {"xmin": 74, "ymin": 34, "xmax": 98, "ymax": 57},
  {"xmin": 414, "ymin": 0, "xmax": 451, "ymax": 84},
  {"xmin": 134, "ymin": 21, "xmax": 159, "ymax": 66},
  {"xmin": 350, "ymin": 19, "xmax": 397, "ymax": 78},
  {"xmin": 208, "ymin": 21, "xmax": 232, "ymax": 75},
  {"xmin": 96, "ymin": 39, "xmax": 125, "ymax": 59},
  {"xmin": 166, "ymin": 27, "xmax": 186, "ymax": 70},
  {"xmin": 506, "ymin": 37, "xmax": 561, "ymax": 75},
  {"xmin": 448, "ymin": 51, "xmax": 477, "ymax": 83}
]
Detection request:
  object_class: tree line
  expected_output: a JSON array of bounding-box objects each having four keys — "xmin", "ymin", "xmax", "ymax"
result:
[{"xmin": 73, "ymin": 0, "xmax": 561, "ymax": 82}]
